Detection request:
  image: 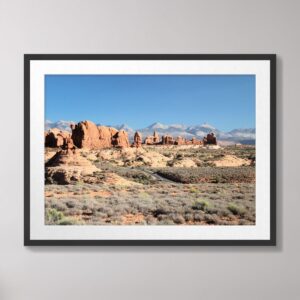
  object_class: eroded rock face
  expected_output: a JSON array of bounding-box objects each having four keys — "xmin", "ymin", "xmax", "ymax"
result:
[
  {"xmin": 153, "ymin": 131, "xmax": 160, "ymax": 143},
  {"xmin": 45, "ymin": 128, "xmax": 71, "ymax": 148},
  {"xmin": 174, "ymin": 136, "xmax": 186, "ymax": 145},
  {"xmin": 98, "ymin": 126, "xmax": 118, "ymax": 148},
  {"xmin": 71, "ymin": 120, "xmax": 121, "ymax": 149},
  {"xmin": 71, "ymin": 121, "xmax": 100, "ymax": 149},
  {"xmin": 45, "ymin": 148, "xmax": 100, "ymax": 184},
  {"xmin": 144, "ymin": 136, "xmax": 154, "ymax": 145},
  {"xmin": 112, "ymin": 130, "xmax": 130, "ymax": 148},
  {"xmin": 203, "ymin": 133, "xmax": 217, "ymax": 145},
  {"xmin": 161, "ymin": 135, "xmax": 174, "ymax": 145},
  {"xmin": 144, "ymin": 131, "xmax": 160, "ymax": 145},
  {"xmin": 132, "ymin": 131, "xmax": 142, "ymax": 148}
]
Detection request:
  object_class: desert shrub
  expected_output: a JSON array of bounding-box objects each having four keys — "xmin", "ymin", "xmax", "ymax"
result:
[
  {"xmin": 158, "ymin": 219, "xmax": 175, "ymax": 225},
  {"xmin": 58, "ymin": 218, "xmax": 77, "ymax": 225},
  {"xmin": 138, "ymin": 192, "xmax": 151, "ymax": 200},
  {"xmin": 117, "ymin": 169, "xmax": 155, "ymax": 185},
  {"xmin": 206, "ymin": 206, "xmax": 218, "ymax": 214},
  {"xmin": 238, "ymin": 219, "xmax": 252, "ymax": 225},
  {"xmin": 66, "ymin": 200, "xmax": 76, "ymax": 208},
  {"xmin": 217, "ymin": 209, "xmax": 230, "ymax": 217},
  {"xmin": 170, "ymin": 213, "xmax": 185, "ymax": 224},
  {"xmin": 189, "ymin": 187, "xmax": 198, "ymax": 194},
  {"xmin": 204, "ymin": 214, "xmax": 219, "ymax": 224},
  {"xmin": 46, "ymin": 208, "xmax": 64, "ymax": 224},
  {"xmin": 153, "ymin": 206, "xmax": 169, "ymax": 217},
  {"xmin": 50, "ymin": 201, "xmax": 66, "ymax": 212},
  {"xmin": 145, "ymin": 215, "xmax": 157, "ymax": 225},
  {"xmin": 156, "ymin": 167, "xmax": 255, "ymax": 184},
  {"xmin": 192, "ymin": 199, "xmax": 210, "ymax": 211},
  {"xmin": 194, "ymin": 212, "xmax": 205, "ymax": 222},
  {"xmin": 184, "ymin": 213, "xmax": 194, "ymax": 222},
  {"xmin": 98, "ymin": 207, "xmax": 114, "ymax": 217},
  {"xmin": 227, "ymin": 202, "xmax": 246, "ymax": 216}
]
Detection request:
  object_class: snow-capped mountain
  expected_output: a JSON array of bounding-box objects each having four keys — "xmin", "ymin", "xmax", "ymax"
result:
[
  {"xmin": 45, "ymin": 120, "xmax": 74, "ymax": 132},
  {"xmin": 111, "ymin": 123, "xmax": 135, "ymax": 137},
  {"xmin": 46, "ymin": 120, "xmax": 255, "ymax": 144}
]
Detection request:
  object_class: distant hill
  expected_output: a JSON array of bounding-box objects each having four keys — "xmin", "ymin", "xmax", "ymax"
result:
[
  {"xmin": 45, "ymin": 120, "xmax": 255, "ymax": 145},
  {"xmin": 45, "ymin": 120, "xmax": 74, "ymax": 132}
]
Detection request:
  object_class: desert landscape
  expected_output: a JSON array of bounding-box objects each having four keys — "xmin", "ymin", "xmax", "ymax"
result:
[{"xmin": 44, "ymin": 120, "xmax": 255, "ymax": 226}]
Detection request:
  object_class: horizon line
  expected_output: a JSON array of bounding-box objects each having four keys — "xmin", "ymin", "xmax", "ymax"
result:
[{"xmin": 45, "ymin": 119, "xmax": 256, "ymax": 132}]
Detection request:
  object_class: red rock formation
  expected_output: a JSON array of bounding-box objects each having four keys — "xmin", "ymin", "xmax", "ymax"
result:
[
  {"xmin": 62, "ymin": 136, "xmax": 75, "ymax": 152},
  {"xmin": 132, "ymin": 131, "xmax": 142, "ymax": 148},
  {"xmin": 161, "ymin": 135, "xmax": 174, "ymax": 145},
  {"xmin": 45, "ymin": 147, "xmax": 99, "ymax": 184},
  {"xmin": 144, "ymin": 136, "xmax": 154, "ymax": 145},
  {"xmin": 153, "ymin": 131, "xmax": 160, "ymax": 143},
  {"xmin": 45, "ymin": 128, "xmax": 71, "ymax": 148},
  {"xmin": 71, "ymin": 121, "xmax": 100, "ymax": 149},
  {"xmin": 98, "ymin": 126, "xmax": 118, "ymax": 148},
  {"xmin": 112, "ymin": 130, "xmax": 130, "ymax": 148},
  {"xmin": 203, "ymin": 133, "xmax": 217, "ymax": 145},
  {"xmin": 144, "ymin": 131, "xmax": 160, "ymax": 145},
  {"xmin": 174, "ymin": 136, "xmax": 186, "ymax": 145},
  {"xmin": 71, "ymin": 120, "xmax": 121, "ymax": 149}
]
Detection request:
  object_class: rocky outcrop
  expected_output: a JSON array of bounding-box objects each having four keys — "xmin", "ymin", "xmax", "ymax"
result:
[
  {"xmin": 132, "ymin": 131, "xmax": 142, "ymax": 148},
  {"xmin": 71, "ymin": 120, "xmax": 125, "ymax": 149},
  {"xmin": 174, "ymin": 136, "xmax": 186, "ymax": 145},
  {"xmin": 98, "ymin": 126, "xmax": 118, "ymax": 148},
  {"xmin": 144, "ymin": 136, "xmax": 154, "ymax": 145},
  {"xmin": 71, "ymin": 121, "xmax": 100, "ymax": 149},
  {"xmin": 45, "ymin": 147, "xmax": 100, "ymax": 184},
  {"xmin": 203, "ymin": 133, "xmax": 217, "ymax": 145},
  {"xmin": 112, "ymin": 130, "xmax": 130, "ymax": 148},
  {"xmin": 144, "ymin": 131, "xmax": 160, "ymax": 145},
  {"xmin": 161, "ymin": 135, "xmax": 174, "ymax": 145},
  {"xmin": 45, "ymin": 128, "xmax": 71, "ymax": 148},
  {"xmin": 153, "ymin": 131, "xmax": 160, "ymax": 143}
]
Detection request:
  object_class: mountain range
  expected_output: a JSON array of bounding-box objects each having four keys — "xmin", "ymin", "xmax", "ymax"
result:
[{"xmin": 45, "ymin": 120, "xmax": 255, "ymax": 145}]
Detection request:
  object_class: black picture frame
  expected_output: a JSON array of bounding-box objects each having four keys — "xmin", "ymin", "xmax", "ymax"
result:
[{"xmin": 24, "ymin": 54, "xmax": 276, "ymax": 246}]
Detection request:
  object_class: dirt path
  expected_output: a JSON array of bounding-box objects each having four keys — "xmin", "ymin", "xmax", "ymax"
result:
[{"xmin": 142, "ymin": 169, "xmax": 176, "ymax": 183}]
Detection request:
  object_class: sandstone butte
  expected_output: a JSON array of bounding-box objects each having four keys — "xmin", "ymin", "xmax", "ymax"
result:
[
  {"xmin": 45, "ymin": 120, "xmax": 217, "ymax": 149},
  {"xmin": 45, "ymin": 128, "xmax": 71, "ymax": 148},
  {"xmin": 203, "ymin": 132, "xmax": 217, "ymax": 145},
  {"xmin": 112, "ymin": 129, "xmax": 130, "ymax": 148},
  {"xmin": 45, "ymin": 137, "xmax": 100, "ymax": 184},
  {"xmin": 144, "ymin": 131, "xmax": 160, "ymax": 145},
  {"xmin": 71, "ymin": 120, "xmax": 129, "ymax": 149},
  {"xmin": 132, "ymin": 131, "xmax": 142, "ymax": 148}
]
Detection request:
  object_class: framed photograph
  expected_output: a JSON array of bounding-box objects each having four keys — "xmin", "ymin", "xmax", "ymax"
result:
[{"xmin": 24, "ymin": 54, "xmax": 276, "ymax": 246}]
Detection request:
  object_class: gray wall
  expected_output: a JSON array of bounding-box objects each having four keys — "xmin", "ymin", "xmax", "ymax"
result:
[{"xmin": 0, "ymin": 0, "xmax": 298, "ymax": 299}]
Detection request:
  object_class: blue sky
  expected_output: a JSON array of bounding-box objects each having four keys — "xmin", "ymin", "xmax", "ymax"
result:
[{"xmin": 45, "ymin": 75, "xmax": 255, "ymax": 131}]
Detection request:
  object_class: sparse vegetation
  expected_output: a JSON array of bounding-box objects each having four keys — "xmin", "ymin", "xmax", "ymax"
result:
[
  {"xmin": 227, "ymin": 202, "xmax": 246, "ymax": 216},
  {"xmin": 156, "ymin": 166, "xmax": 255, "ymax": 184},
  {"xmin": 45, "ymin": 145, "xmax": 255, "ymax": 225},
  {"xmin": 192, "ymin": 199, "xmax": 210, "ymax": 211}
]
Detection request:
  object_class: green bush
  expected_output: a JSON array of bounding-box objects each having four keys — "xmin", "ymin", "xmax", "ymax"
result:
[
  {"xmin": 192, "ymin": 199, "xmax": 210, "ymax": 211},
  {"xmin": 227, "ymin": 202, "xmax": 246, "ymax": 216},
  {"xmin": 46, "ymin": 208, "xmax": 64, "ymax": 223}
]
